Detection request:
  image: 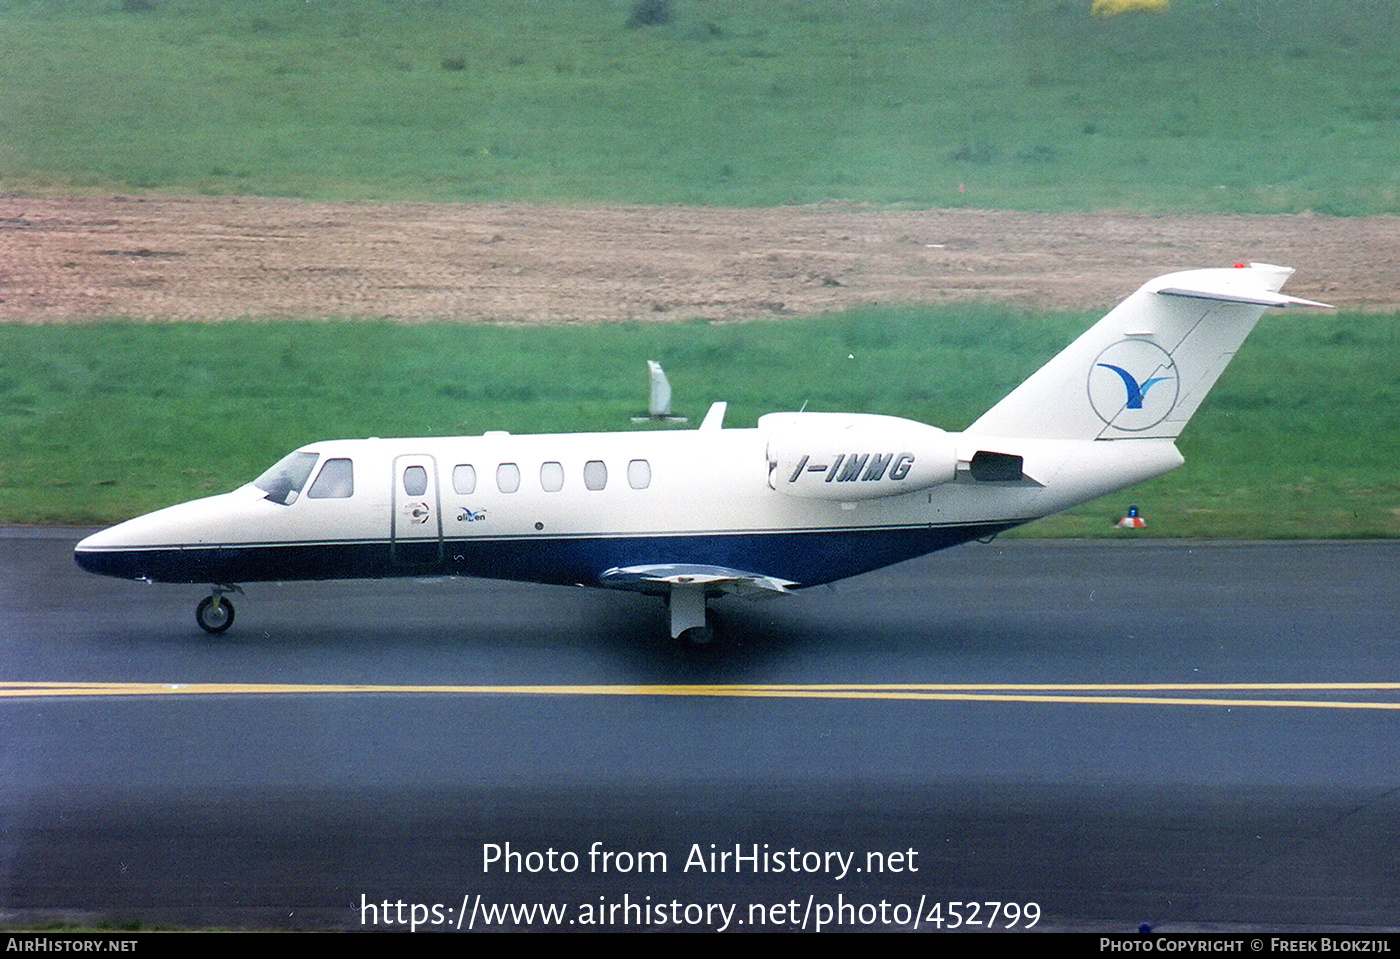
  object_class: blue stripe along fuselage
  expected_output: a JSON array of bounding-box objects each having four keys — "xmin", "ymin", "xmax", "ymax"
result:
[{"xmin": 72, "ymin": 522, "xmax": 1018, "ymax": 589}]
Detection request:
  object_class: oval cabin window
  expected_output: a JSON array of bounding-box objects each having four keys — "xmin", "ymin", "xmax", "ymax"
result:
[
  {"xmin": 402, "ymin": 465, "xmax": 428, "ymax": 497},
  {"xmin": 583, "ymin": 460, "xmax": 607, "ymax": 491}
]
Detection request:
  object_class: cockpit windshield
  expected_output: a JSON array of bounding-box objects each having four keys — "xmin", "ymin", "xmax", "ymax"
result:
[{"xmin": 253, "ymin": 451, "xmax": 319, "ymax": 505}]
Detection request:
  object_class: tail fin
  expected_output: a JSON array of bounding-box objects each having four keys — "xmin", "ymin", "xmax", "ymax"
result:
[{"xmin": 967, "ymin": 263, "xmax": 1330, "ymax": 441}]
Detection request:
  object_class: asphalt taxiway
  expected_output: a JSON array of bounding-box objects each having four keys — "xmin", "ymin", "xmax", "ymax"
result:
[{"xmin": 2, "ymin": 530, "xmax": 1398, "ymax": 931}]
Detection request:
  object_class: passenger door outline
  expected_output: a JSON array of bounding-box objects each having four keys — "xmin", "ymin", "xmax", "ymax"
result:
[{"xmin": 391, "ymin": 454, "xmax": 443, "ymax": 566}]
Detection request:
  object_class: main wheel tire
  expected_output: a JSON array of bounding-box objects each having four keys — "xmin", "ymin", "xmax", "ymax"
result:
[
  {"xmin": 196, "ymin": 595, "xmax": 235, "ymax": 634},
  {"xmin": 679, "ymin": 626, "xmax": 714, "ymax": 646}
]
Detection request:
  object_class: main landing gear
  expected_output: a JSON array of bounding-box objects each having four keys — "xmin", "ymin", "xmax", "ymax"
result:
[
  {"xmin": 196, "ymin": 585, "xmax": 243, "ymax": 634},
  {"xmin": 669, "ymin": 583, "xmax": 715, "ymax": 646}
]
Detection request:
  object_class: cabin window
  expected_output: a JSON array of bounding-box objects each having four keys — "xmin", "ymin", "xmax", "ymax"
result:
[
  {"xmin": 307, "ymin": 458, "xmax": 354, "ymax": 499},
  {"xmin": 540, "ymin": 461, "xmax": 564, "ymax": 492},
  {"xmin": 402, "ymin": 465, "xmax": 428, "ymax": 497},
  {"xmin": 583, "ymin": 460, "xmax": 608, "ymax": 491},
  {"xmin": 453, "ymin": 464, "xmax": 476, "ymax": 495},
  {"xmin": 253, "ymin": 451, "xmax": 319, "ymax": 505},
  {"xmin": 497, "ymin": 463, "xmax": 521, "ymax": 493},
  {"xmin": 628, "ymin": 459, "xmax": 651, "ymax": 489}
]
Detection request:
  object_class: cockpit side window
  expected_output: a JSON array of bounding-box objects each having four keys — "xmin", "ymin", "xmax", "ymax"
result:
[
  {"xmin": 253, "ymin": 451, "xmax": 319, "ymax": 505},
  {"xmin": 307, "ymin": 458, "xmax": 354, "ymax": 499}
]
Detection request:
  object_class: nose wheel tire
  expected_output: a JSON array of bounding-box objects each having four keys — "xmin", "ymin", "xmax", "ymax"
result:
[{"xmin": 196, "ymin": 595, "xmax": 235, "ymax": 634}]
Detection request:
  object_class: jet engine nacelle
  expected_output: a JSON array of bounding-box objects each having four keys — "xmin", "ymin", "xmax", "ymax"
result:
[{"xmin": 760, "ymin": 412, "xmax": 958, "ymax": 501}]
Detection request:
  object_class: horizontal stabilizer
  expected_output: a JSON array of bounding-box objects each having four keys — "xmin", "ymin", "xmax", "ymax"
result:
[
  {"xmin": 1157, "ymin": 287, "xmax": 1333, "ymax": 309},
  {"xmin": 600, "ymin": 563, "xmax": 795, "ymax": 599}
]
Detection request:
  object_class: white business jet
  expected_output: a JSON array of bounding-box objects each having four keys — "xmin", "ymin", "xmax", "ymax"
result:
[{"xmin": 74, "ymin": 263, "xmax": 1329, "ymax": 642}]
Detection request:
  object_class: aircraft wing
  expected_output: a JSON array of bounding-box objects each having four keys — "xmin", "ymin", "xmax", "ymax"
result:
[{"xmin": 599, "ymin": 564, "xmax": 796, "ymax": 599}]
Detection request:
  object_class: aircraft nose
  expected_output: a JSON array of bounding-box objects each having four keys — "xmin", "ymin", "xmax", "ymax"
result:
[
  {"xmin": 71, "ymin": 492, "xmax": 238, "ymax": 582},
  {"xmin": 74, "ymin": 529, "xmax": 148, "ymax": 580}
]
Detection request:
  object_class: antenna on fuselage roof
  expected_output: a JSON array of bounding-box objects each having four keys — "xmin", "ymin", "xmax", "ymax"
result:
[{"xmin": 631, "ymin": 360, "xmax": 689, "ymax": 423}]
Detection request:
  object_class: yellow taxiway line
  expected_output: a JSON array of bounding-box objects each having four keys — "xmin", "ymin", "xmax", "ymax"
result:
[{"xmin": 5, "ymin": 681, "xmax": 1400, "ymax": 710}]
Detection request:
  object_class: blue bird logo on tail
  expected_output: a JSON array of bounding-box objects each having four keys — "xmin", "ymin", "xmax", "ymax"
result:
[
  {"xmin": 1095, "ymin": 363, "xmax": 1172, "ymax": 409},
  {"xmin": 1088, "ymin": 340, "xmax": 1179, "ymax": 431}
]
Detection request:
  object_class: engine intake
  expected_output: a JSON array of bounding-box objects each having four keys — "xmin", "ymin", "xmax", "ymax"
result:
[{"xmin": 762, "ymin": 412, "xmax": 958, "ymax": 501}]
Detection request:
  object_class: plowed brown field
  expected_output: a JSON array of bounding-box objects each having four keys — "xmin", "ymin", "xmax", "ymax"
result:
[{"xmin": 3, "ymin": 196, "xmax": 1393, "ymax": 322}]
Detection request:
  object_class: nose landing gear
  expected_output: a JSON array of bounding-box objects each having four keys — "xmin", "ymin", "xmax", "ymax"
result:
[{"xmin": 196, "ymin": 585, "xmax": 243, "ymax": 634}]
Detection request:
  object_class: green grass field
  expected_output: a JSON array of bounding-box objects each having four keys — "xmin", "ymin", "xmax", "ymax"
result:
[
  {"xmin": 1, "ymin": 0, "xmax": 1398, "ymax": 213},
  {"xmin": 2, "ymin": 0, "xmax": 1396, "ymax": 535},
  {"xmin": 2, "ymin": 308, "xmax": 1396, "ymax": 535}
]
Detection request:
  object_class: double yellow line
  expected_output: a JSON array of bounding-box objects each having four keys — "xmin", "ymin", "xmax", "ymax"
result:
[{"xmin": 5, "ymin": 681, "xmax": 1400, "ymax": 710}]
